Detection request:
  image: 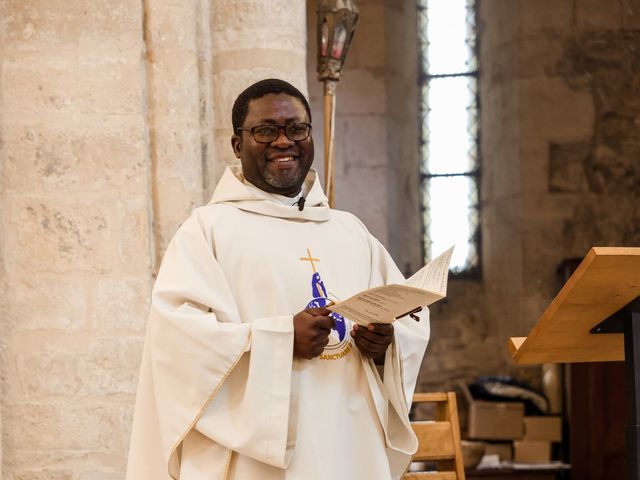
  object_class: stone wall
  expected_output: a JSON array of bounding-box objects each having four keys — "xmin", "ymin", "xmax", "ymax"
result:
[
  {"xmin": 1, "ymin": 2, "xmax": 152, "ymax": 478},
  {"xmin": 306, "ymin": 0, "xmax": 422, "ymax": 274},
  {"xmin": 0, "ymin": 1, "xmax": 307, "ymax": 477},
  {"xmin": 419, "ymin": 0, "xmax": 640, "ymax": 405}
]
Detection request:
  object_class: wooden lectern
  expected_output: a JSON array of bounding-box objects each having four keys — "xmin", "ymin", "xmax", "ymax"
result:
[{"xmin": 508, "ymin": 247, "xmax": 640, "ymax": 480}]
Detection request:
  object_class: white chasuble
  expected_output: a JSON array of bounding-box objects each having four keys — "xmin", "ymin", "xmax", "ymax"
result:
[{"xmin": 126, "ymin": 166, "xmax": 430, "ymax": 480}]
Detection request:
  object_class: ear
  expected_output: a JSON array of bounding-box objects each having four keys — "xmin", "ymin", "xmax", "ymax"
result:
[{"xmin": 231, "ymin": 134, "xmax": 242, "ymax": 159}]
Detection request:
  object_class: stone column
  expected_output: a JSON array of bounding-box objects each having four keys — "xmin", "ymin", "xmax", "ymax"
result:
[
  {"xmin": 0, "ymin": 3, "xmax": 6, "ymax": 475},
  {"xmin": 143, "ymin": 0, "xmax": 212, "ymax": 263},
  {"xmin": 0, "ymin": 0, "xmax": 152, "ymax": 477},
  {"xmin": 479, "ymin": 0, "xmax": 527, "ymax": 361},
  {"xmin": 384, "ymin": 0, "xmax": 421, "ymax": 275},
  {"xmin": 0, "ymin": 0, "xmax": 310, "ymax": 477},
  {"xmin": 209, "ymin": 0, "xmax": 308, "ymax": 198}
]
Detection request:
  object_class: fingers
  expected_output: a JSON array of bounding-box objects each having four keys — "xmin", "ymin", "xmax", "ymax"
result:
[
  {"xmin": 351, "ymin": 323, "xmax": 394, "ymax": 358},
  {"xmin": 352, "ymin": 334, "xmax": 384, "ymax": 358},
  {"xmin": 311, "ymin": 336, "xmax": 330, "ymax": 358},
  {"xmin": 293, "ymin": 309, "xmax": 335, "ymax": 360},
  {"xmin": 352, "ymin": 332, "xmax": 377, "ymax": 351},
  {"xmin": 313, "ymin": 315, "xmax": 335, "ymax": 331},
  {"xmin": 365, "ymin": 323, "xmax": 394, "ymax": 336},
  {"xmin": 294, "ymin": 310, "xmax": 334, "ymax": 331},
  {"xmin": 352, "ymin": 323, "xmax": 393, "ymax": 343},
  {"xmin": 299, "ymin": 332, "xmax": 330, "ymax": 360}
]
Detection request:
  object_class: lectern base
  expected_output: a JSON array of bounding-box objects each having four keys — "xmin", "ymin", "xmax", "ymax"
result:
[
  {"xmin": 592, "ymin": 297, "xmax": 640, "ymax": 480},
  {"xmin": 625, "ymin": 308, "xmax": 640, "ymax": 480},
  {"xmin": 627, "ymin": 425, "xmax": 640, "ymax": 480}
]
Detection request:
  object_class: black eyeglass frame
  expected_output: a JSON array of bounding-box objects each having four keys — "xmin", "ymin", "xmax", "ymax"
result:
[{"xmin": 236, "ymin": 122, "xmax": 312, "ymax": 144}]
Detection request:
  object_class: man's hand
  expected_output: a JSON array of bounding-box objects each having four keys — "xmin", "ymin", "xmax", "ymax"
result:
[
  {"xmin": 351, "ymin": 323, "xmax": 394, "ymax": 365},
  {"xmin": 293, "ymin": 307, "xmax": 335, "ymax": 359}
]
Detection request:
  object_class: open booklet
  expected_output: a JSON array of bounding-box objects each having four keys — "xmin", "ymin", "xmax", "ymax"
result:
[{"xmin": 327, "ymin": 246, "xmax": 454, "ymax": 326}]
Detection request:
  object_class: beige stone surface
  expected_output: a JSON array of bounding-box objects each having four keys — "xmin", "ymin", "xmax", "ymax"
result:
[
  {"xmin": 5, "ymin": 195, "xmax": 118, "ymax": 274},
  {"xmin": 3, "ymin": 58, "xmax": 144, "ymax": 116},
  {"xmin": 0, "ymin": 0, "xmax": 309, "ymax": 476},
  {"xmin": 5, "ymin": 401, "xmax": 130, "ymax": 452},
  {"xmin": 1, "ymin": 0, "xmax": 146, "ymax": 477},
  {"xmin": 2, "ymin": 0, "xmax": 142, "ymax": 55},
  {"xmin": 2, "ymin": 123, "xmax": 148, "ymax": 192}
]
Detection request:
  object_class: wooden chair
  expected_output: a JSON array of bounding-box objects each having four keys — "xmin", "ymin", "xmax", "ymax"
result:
[{"xmin": 403, "ymin": 392, "xmax": 466, "ymax": 480}]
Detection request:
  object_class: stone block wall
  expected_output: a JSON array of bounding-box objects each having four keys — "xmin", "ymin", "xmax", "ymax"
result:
[
  {"xmin": 420, "ymin": 0, "xmax": 640, "ymax": 401},
  {"xmin": 1, "ymin": 1, "xmax": 152, "ymax": 478},
  {"xmin": 0, "ymin": 0, "xmax": 307, "ymax": 477},
  {"xmin": 306, "ymin": 0, "xmax": 422, "ymax": 275}
]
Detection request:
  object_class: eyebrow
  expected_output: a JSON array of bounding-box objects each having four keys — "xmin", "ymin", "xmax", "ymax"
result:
[{"xmin": 254, "ymin": 116, "xmax": 306, "ymax": 124}]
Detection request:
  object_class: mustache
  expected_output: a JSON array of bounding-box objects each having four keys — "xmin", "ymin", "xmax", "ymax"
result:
[{"xmin": 266, "ymin": 149, "xmax": 299, "ymax": 160}]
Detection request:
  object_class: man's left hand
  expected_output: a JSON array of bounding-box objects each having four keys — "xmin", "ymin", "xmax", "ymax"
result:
[{"xmin": 351, "ymin": 323, "xmax": 394, "ymax": 364}]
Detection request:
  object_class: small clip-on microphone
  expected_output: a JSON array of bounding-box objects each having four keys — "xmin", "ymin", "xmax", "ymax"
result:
[{"xmin": 296, "ymin": 196, "xmax": 306, "ymax": 211}]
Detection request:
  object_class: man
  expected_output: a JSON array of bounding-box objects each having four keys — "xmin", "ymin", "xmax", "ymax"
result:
[{"xmin": 126, "ymin": 79, "xmax": 430, "ymax": 480}]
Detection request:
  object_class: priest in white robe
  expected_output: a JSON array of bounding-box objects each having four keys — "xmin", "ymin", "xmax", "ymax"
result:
[{"xmin": 126, "ymin": 78, "xmax": 430, "ymax": 480}]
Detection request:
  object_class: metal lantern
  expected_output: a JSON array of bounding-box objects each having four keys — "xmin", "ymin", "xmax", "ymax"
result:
[
  {"xmin": 317, "ymin": 0, "xmax": 359, "ymax": 82},
  {"xmin": 316, "ymin": 0, "xmax": 359, "ymax": 207}
]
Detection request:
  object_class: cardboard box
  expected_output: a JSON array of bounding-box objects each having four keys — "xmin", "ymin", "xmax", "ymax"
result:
[
  {"xmin": 484, "ymin": 441, "xmax": 513, "ymax": 462},
  {"xmin": 523, "ymin": 416, "xmax": 562, "ymax": 442},
  {"xmin": 513, "ymin": 440, "xmax": 552, "ymax": 463},
  {"xmin": 467, "ymin": 400, "xmax": 525, "ymax": 440}
]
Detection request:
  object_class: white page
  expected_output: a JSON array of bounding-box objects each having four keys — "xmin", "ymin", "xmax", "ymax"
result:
[
  {"xmin": 330, "ymin": 285, "xmax": 442, "ymax": 326},
  {"xmin": 405, "ymin": 246, "xmax": 454, "ymax": 296},
  {"xmin": 328, "ymin": 246, "xmax": 454, "ymax": 326}
]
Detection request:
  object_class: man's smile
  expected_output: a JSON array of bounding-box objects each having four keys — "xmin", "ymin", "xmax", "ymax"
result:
[{"xmin": 267, "ymin": 152, "xmax": 299, "ymax": 167}]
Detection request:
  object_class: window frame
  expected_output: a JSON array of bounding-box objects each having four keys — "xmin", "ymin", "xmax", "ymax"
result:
[{"xmin": 417, "ymin": 0, "xmax": 482, "ymax": 279}]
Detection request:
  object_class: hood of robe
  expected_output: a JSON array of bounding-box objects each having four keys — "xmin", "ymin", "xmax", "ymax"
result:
[{"xmin": 208, "ymin": 165, "xmax": 330, "ymax": 221}]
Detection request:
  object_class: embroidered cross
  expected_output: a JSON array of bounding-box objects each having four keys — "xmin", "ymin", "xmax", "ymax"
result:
[{"xmin": 300, "ymin": 248, "xmax": 320, "ymax": 273}]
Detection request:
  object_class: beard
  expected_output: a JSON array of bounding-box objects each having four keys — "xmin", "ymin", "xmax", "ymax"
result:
[{"xmin": 260, "ymin": 163, "xmax": 307, "ymax": 190}]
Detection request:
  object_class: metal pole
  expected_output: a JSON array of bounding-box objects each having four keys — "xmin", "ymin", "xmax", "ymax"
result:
[
  {"xmin": 323, "ymin": 79, "xmax": 336, "ymax": 208},
  {"xmin": 625, "ymin": 310, "xmax": 640, "ymax": 480}
]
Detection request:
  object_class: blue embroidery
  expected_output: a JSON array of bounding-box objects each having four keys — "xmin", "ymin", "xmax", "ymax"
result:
[{"xmin": 306, "ymin": 272, "xmax": 346, "ymax": 341}]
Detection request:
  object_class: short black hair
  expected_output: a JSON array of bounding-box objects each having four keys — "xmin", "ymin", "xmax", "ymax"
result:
[{"xmin": 231, "ymin": 78, "xmax": 312, "ymax": 131}]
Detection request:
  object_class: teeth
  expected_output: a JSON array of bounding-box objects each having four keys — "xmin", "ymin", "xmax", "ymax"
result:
[{"xmin": 274, "ymin": 156, "xmax": 293, "ymax": 162}]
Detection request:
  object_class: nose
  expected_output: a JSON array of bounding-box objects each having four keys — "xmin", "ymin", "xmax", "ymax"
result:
[{"xmin": 271, "ymin": 126, "xmax": 295, "ymax": 148}]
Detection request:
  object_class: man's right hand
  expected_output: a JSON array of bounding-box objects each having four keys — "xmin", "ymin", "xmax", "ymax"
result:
[{"xmin": 293, "ymin": 307, "xmax": 334, "ymax": 359}]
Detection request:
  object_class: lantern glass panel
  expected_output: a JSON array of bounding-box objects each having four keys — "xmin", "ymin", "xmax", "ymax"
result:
[
  {"xmin": 320, "ymin": 20, "xmax": 329, "ymax": 57},
  {"xmin": 331, "ymin": 22, "xmax": 347, "ymax": 59}
]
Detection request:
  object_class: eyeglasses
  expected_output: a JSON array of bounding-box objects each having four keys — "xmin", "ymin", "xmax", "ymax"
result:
[{"xmin": 236, "ymin": 123, "xmax": 312, "ymax": 143}]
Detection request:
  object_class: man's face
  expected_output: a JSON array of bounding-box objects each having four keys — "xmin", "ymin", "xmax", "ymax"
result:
[{"xmin": 232, "ymin": 93, "xmax": 314, "ymax": 197}]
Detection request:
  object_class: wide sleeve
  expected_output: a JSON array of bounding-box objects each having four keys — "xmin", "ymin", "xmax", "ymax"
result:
[
  {"xmin": 125, "ymin": 210, "xmax": 295, "ymax": 480},
  {"xmin": 361, "ymin": 236, "xmax": 431, "ymax": 479}
]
